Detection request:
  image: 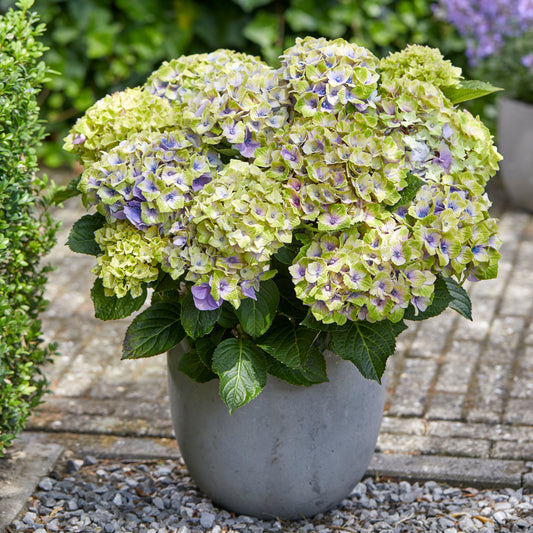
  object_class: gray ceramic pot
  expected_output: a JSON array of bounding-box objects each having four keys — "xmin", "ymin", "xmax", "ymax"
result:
[
  {"xmin": 498, "ymin": 98, "xmax": 533, "ymax": 212},
  {"xmin": 167, "ymin": 343, "xmax": 385, "ymax": 520}
]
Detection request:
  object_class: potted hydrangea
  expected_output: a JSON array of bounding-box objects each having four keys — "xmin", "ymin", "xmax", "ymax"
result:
[
  {"xmin": 63, "ymin": 37, "xmax": 501, "ymax": 519},
  {"xmin": 436, "ymin": 0, "xmax": 533, "ymax": 211}
]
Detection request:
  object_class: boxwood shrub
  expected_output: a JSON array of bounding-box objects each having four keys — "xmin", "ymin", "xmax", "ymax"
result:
[{"xmin": 0, "ymin": 0, "xmax": 58, "ymax": 456}]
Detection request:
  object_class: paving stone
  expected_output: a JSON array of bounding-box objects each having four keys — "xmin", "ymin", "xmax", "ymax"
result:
[
  {"xmin": 465, "ymin": 317, "xmax": 524, "ymax": 423},
  {"xmin": 388, "ymin": 358, "xmax": 439, "ymax": 417},
  {"xmin": 379, "ymin": 416, "xmax": 428, "ymax": 436},
  {"xmin": 427, "ymin": 421, "xmax": 533, "ymax": 442},
  {"xmin": 453, "ymin": 298, "xmax": 497, "ymax": 342},
  {"xmin": 499, "ymin": 271, "xmax": 533, "ymax": 316},
  {"xmin": 367, "ymin": 453, "xmax": 526, "ymax": 488},
  {"xmin": 376, "ymin": 433, "xmax": 490, "ymax": 458},
  {"xmin": 0, "ymin": 434, "xmax": 63, "ymax": 532},
  {"xmin": 510, "ymin": 345, "xmax": 533, "ymax": 399},
  {"xmin": 503, "ymin": 398, "xmax": 533, "ymax": 425},
  {"xmin": 491, "ymin": 441, "xmax": 533, "ymax": 461},
  {"xmin": 435, "ymin": 340, "xmax": 481, "ymax": 394},
  {"xmin": 408, "ymin": 311, "xmax": 456, "ymax": 359},
  {"xmin": 426, "ymin": 392, "xmax": 465, "ymax": 421}
]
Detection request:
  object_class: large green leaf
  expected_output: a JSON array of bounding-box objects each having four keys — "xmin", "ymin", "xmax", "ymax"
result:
[
  {"xmin": 331, "ymin": 320, "xmax": 397, "ymax": 382},
  {"xmin": 181, "ymin": 291, "xmax": 221, "ymax": 339},
  {"xmin": 235, "ymin": 279, "xmax": 279, "ymax": 337},
  {"xmin": 273, "ymin": 243, "xmax": 300, "ymax": 265},
  {"xmin": 91, "ymin": 278, "xmax": 146, "ymax": 321},
  {"xmin": 258, "ymin": 317, "xmax": 319, "ymax": 368},
  {"xmin": 403, "ymin": 275, "xmax": 452, "ymax": 321},
  {"xmin": 442, "ymin": 80, "xmax": 503, "ymax": 104},
  {"xmin": 266, "ymin": 349, "xmax": 328, "ymax": 387},
  {"xmin": 177, "ymin": 349, "xmax": 217, "ymax": 383},
  {"xmin": 443, "ymin": 276, "xmax": 472, "ymax": 320},
  {"xmin": 67, "ymin": 212, "xmax": 106, "ymax": 255},
  {"xmin": 195, "ymin": 326, "xmax": 226, "ymax": 369},
  {"xmin": 122, "ymin": 302, "xmax": 184, "ymax": 359},
  {"xmin": 212, "ymin": 338, "xmax": 267, "ymax": 414}
]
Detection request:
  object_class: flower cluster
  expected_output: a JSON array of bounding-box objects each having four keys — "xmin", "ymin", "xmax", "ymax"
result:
[
  {"xmin": 147, "ymin": 49, "xmax": 290, "ymax": 159},
  {"xmin": 66, "ymin": 37, "xmax": 501, "ymax": 325},
  {"xmin": 435, "ymin": 0, "xmax": 533, "ymax": 64},
  {"xmin": 436, "ymin": 0, "xmax": 533, "ymax": 102},
  {"xmin": 64, "ymin": 88, "xmax": 176, "ymax": 165}
]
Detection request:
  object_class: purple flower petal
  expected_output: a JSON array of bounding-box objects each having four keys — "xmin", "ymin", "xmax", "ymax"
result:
[{"xmin": 191, "ymin": 283, "xmax": 222, "ymax": 311}]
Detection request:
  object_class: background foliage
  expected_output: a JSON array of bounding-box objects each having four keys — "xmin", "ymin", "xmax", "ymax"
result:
[
  {"xmin": 0, "ymin": 0, "xmax": 58, "ymax": 455},
  {"xmin": 1, "ymin": 0, "xmax": 467, "ymax": 167}
]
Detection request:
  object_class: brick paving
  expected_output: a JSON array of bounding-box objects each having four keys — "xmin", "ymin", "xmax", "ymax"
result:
[{"xmin": 2, "ymin": 175, "xmax": 533, "ymax": 529}]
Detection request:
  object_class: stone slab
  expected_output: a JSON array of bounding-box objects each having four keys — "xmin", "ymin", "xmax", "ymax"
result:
[
  {"xmin": 0, "ymin": 433, "xmax": 63, "ymax": 533},
  {"xmin": 367, "ymin": 453, "xmax": 526, "ymax": 489}
]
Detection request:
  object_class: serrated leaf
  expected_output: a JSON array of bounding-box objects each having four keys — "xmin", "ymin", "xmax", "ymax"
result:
[
  {"xmin": 331, "ymin": 320, "xmax": 397, "ymax": 382},
  {"xmin": 266, "ymin": 348, "xmax": 328, "ymax": 387},
  {"xmin": 442, "ymin": 277, "xmax": 472, "ymax": 320},
  {"xmin": 403, "ymin": 275, "xmax": 452, "ymax": 321},
  {"xmin": 122, "ymin": 301, "xmax": 184, "ymax": 359},
  {"xmin": 91, "ymin": 278, "xmax": 146, "ymax": 321},
  {"xmin": 181, "ymin": 291, "xmax": 221, "ymax": 339},
  {"xmin": 300, "ymin": 311, "xmax": 344, "ymax": 331},
  {"xmin": 387, "ymin": 173, "xmax": 425, "ymax": 211},
  {"xmin": 67, "ymin": 212, "xmax": 106, "ymax": 255},
  {"xmin": 391, "ymin": 320, "xmax": 408, "ymax": 336},
  {"xmin": 51, "ymin": 175, "xmax": 81, "ymax": 205},
  {"xmin": 212, "ymin": 338, "xmax": 267, "ymax": 414},
  {"xmin": 257, "ymin": 317, "xmax": 319, "ymax": 368},
  {"xmin": 442, "ymin": 80, "xmax": 503, "ymax": 104},
  {"xmin": 235, "ymin": 279, "xmax": 279, "ymax": 337},
  {"xmin": 177, "ymin": 349, "xmax": 217, "ymax": 383}
]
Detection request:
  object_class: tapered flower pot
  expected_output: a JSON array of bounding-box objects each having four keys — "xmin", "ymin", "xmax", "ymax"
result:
[
  {"xmin": 167, "ymin": 344, "xmax": 385, "ymax": 520},
  {"xmin": 498, "ymin": 97, "xmax": 533, "ymax": 212}
]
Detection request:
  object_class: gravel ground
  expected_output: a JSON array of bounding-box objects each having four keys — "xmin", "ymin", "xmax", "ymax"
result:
[{"xmin": 7, "ymin": 457, "xmax": 533, "ymax": 533}]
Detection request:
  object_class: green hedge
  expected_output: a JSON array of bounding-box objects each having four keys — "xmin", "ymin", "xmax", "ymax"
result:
[
  {"xmin": 1, "ymin": 0, "xmax": 466, "ymax": 167},
  {"xmin": 0, "ymin": 0, "xmax": 58, "ymax": 456}
]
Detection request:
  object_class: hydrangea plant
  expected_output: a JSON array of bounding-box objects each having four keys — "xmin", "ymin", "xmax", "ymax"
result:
[{"xmin": 63, "ymin": 38, "xmax": 502, "ymax": 413}]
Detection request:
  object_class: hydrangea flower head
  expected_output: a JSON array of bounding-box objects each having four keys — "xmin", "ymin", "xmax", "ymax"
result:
[{"xmin": 64, "ymin": 88, "xmax": 175, "ymax": 165}]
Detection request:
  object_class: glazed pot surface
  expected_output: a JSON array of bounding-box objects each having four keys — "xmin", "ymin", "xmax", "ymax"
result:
[{"xmin": 167, "ymin": 344, "xmax": 385, "ymax": 520}]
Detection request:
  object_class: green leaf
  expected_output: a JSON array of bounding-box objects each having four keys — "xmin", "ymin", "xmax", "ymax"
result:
[
  {"xmin": 442, "ymin": 80, "xmax": 503, "ymax": 105},
  {"xmin": 50, "ymin": 175, "xmax": 81, "ymax": 205},
  {"xmin": 67, "ymin": 213, "xmax": 106, "ymax": 255},
  {"xmin": 273, "ymin": 243, "xmax": 300, "ymax": 265},
  {"xmin": 180, "ymin": 291, "xmax": 221, "ymax": 339},
  {"xmin": 243, "ymin": 11, "xmax": 279, "ymax": 49},
  {"xmin": 122, "ymin": 302, "xmax": 184, "ymax": 359},
  {"xmin": 331, "ymin": 320, "xmax": 397, "ymax": 382},
  {"xmin": 403, "ymin": 275, "xmax": 452, "ymax": 321},
  {"xmin": 177, "ymin": 349, "xmax": 217, "ymax": 383},
  {"xmin": 217, "ymin": 302, "xmax": 239, "ymax": 328},
  {"xmin": 391, "ymin": 320, "xmax": 408, "ymax": 336},
  {"xmin": 212, "ymin": 338, "xmax": 267, "ymax": 414},
  {"xmin": 235, "ymin": 279, "xmax": 279, "ymax": 337},
  {"xmin": 195, "ymin": 326, "xmax": 226, "ymax": 368},
  {"xmin": 442, "ymin": 277, "xmax": 472, "ymax": 320},
  {"xmin": 231, "ymin": 0, "xmax": 273, "ymax": 12},
  {"xmin": 257, "ymin": 317, "xmax": 319, "ymax": 369},
  {"xmin": 91, "ymin": 278, "xmax": 146, "ymax": 321},
  {"xmin": 266, "ymin": 349, "xmax": 328, "ymax": 387},
  {"xmin": 387, "ymin": 173, "xmax": 425, "ymax": 211},
  {"xmin": 300, "ymin": 311, "xmax": 344, "ymax": 331}
]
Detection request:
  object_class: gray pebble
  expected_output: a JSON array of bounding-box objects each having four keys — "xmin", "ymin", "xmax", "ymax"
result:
[{"xmin": 37, "ymin": 477, "xmax": 54, "ymax": 491}]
